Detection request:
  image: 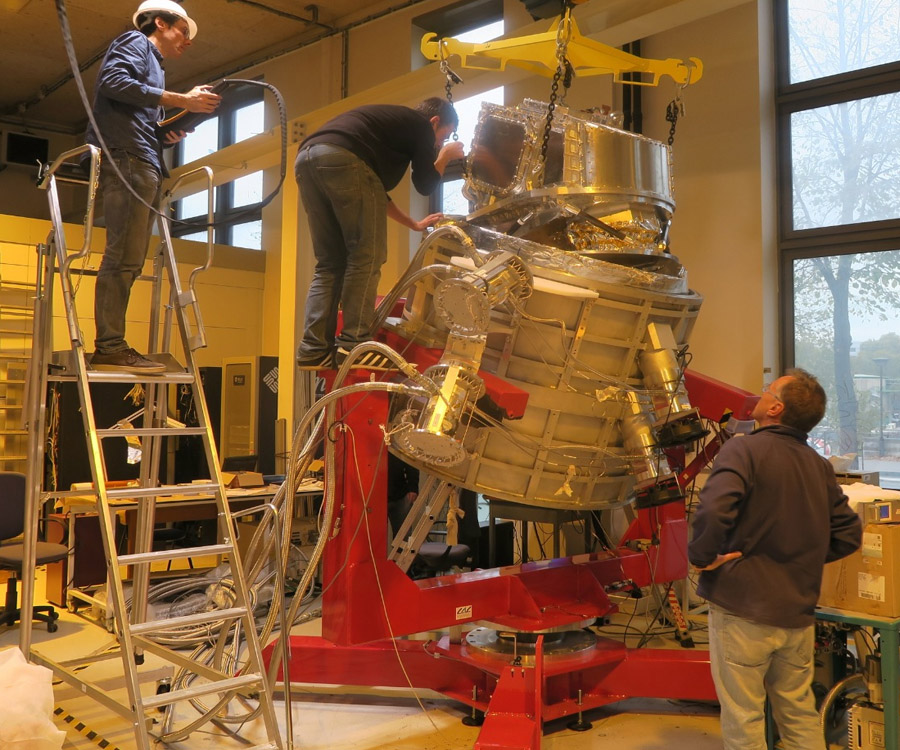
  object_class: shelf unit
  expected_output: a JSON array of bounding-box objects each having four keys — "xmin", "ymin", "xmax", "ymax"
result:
[{"xmin": 0, "ymin": 276, "xmax": 35, "ymax": 473}]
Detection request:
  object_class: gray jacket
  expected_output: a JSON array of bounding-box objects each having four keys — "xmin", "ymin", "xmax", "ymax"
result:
[{"xmin": 689, "ymin": 424, "xmax": 861, "ymax": 628}]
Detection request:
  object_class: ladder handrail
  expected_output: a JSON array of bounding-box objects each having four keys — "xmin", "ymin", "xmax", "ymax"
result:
[
  {"xmin": 37, "ymin": 144, "xmax": 101, "ymax": 278},
  {"xmin": 158, "ymin": 166, "xmax": 214, "ymax": 351},
  {"xmin": 162, "ymin": 165, "xmax": 215, "ymax": 289}
]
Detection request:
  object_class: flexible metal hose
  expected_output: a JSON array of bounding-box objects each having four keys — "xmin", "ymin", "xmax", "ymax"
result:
[{"xmin": 818, "ymin": 672, "xmax": 867, "ymax": 737}]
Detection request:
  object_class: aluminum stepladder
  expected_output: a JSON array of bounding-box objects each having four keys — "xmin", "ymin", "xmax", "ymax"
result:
[{"xmin": 21, "ymin": 144, "xmax": 282, "ymax": 750}]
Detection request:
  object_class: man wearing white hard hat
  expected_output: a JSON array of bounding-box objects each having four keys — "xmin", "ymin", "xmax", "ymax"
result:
[{"xmin": 86, "ymin": 1, "xmax": 220, "ymax": 373}]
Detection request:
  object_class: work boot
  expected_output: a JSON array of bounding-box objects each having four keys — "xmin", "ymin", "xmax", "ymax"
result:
[{"xmin": 90, "ymin": 347, "xmax": 166, "ymax": 374}]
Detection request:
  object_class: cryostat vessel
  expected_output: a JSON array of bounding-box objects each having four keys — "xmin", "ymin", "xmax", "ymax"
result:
[{"xmin": 383, "ymin": 99, "xmax": 704, "ymax": 510}]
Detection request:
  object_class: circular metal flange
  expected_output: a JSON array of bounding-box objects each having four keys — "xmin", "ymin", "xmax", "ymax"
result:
[
  {"xmin": 393, "ymin": 427, "xmax": 467, "ymax": 466},
  {"xmin": 435, "ymin": 278, "xmax": 491, "ymax": 333},
  {"xmin": 465, "ymin": 626, "xmax": 597, "ymax": 664}
]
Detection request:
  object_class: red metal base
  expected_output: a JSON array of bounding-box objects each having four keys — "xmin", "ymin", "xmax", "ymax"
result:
[
  {"xmin": 277, "ymin": 362, "xmax": 733, "ymax": 749},
  {"xmin": 263, "ymin": 630, "xmax": 717, "ymax": 750}
]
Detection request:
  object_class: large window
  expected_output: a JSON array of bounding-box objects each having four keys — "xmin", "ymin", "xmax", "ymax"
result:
[
  {"xmin": 430, "ymin": 19, "xmax": 505, "ymax": 215},
  {"xmin": 440, "ymin": 85, "xmax": 505, "ymax": 215},
  {"xmin": 777, "ymin": 0, "xmax": 900, "ymax": 486},
  {"xmin": 172, "ymin": 86, "xmax": 266, "ymax": 250}
]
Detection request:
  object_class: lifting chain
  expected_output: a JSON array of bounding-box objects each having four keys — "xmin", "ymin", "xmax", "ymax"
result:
[
  {"xmin": 538, "ymin": 3, "xmax": 575, "ymax": 179},
  {"xmin": 665, "ymin": 98, "xmax": 681, "ymax": 146},
  {"xmin": 438, "ymin": 38, "xmax": 463, "ymax": 143},
  {"xmin": 665, "ymin": 64, "xmax": 694, "ymax": 147}
]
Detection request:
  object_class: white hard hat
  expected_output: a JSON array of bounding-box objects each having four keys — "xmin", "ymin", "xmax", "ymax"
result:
[{"xmin": 133, "ymin": 1, "xmax": 198, "ymax": 40}]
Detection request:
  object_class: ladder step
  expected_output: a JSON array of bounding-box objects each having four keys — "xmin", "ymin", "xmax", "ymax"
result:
[
  {"xmin": 96, "ymin": 426, "xmax": 207, "ymax": 438},
  {"xmin": 141, "ymin": 673, "xmax": 265, "ymax": 710},
  {"xmin": 129, "ymin": 607, "xmax": 248, "ymax": 635},
  {"xmin": 106, "ymin": 482, "xmax": 221, "ymax": 499},
  {"xmin": 84, "ymin": 369, "xmax": 194, "ymax": 384},
  {"xmin": 119, "ymin": 543, "xmax": 233, "ymax": 566},
  {"xmin": 47, "ymin": 350, "xmax": 195, "ymax": 383}
]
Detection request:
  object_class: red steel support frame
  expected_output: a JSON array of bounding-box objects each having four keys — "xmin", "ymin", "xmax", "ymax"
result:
[{"xmin": 264, "ymin": 373, "xmax": 728, "ymax": 749}]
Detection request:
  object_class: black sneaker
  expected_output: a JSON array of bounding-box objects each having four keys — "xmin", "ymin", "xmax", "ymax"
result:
[
  {"xmin": 90, "ymin": 347, "xmax": 166, "ymax": 374},
  {"xmin": 297, "ymin": 350, "xmax": 335, "ymax": 371},
  {"xmin": 336, "ymin": 346, "xmax": 397, "ymax": 371}
]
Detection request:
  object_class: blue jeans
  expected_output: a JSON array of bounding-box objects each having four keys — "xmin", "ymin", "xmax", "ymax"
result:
[
  {"xmin": 294, "ymin": 143, "xmax": 387, "ymax": 358},
  {"xmin": 708, "ymin": 605, "xmax": 825, "ymax": 750},
  {"xmin": 94, "ymin": 151, "xmax": 161, "ymax": 353}
]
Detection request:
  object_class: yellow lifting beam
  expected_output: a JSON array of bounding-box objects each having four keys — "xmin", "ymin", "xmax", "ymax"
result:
[{"xmin": 421, "ymin": 16, "xmax": 702, "ymax": 87}]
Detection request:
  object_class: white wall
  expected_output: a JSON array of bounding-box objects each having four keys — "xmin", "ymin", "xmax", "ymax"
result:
[
  {"xmin": 0, "ymin": 214, "xmax": 265, "ymax": 368},
  {"xmin": 641, "ymin": 1, "xmax": 772, "ymax": 391}
]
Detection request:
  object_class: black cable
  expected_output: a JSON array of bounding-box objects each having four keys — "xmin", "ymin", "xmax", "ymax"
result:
[
  {"xmin": 53, "ymin": 0, "xmax": 287, "ymax": 231},
  {"xmin": 636, "ymin": 581, "xmax": 673, "ymax": 648}
]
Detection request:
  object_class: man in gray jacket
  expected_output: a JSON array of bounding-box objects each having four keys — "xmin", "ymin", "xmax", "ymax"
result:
[{"xmin": 689, "ymin": 368, "xmax": 861, "ymax": 750}]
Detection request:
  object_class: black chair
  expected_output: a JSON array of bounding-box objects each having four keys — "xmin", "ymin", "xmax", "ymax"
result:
[
  {"xmin": 413, "ymin": 541, "xmax": 471, "ymax": 577},
  {"xmin": 153, "ymin": 524, "xmax": 194, "ymax": 571},
  {"xmin": 0, "ymin": 472, "xmax": 67, "ymax": 632},
  {"xmin": 411, "ymin": 488, "xmax": 479, "ymax": 577}
]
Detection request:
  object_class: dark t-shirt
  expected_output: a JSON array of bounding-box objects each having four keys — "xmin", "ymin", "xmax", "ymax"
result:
[{"xmin": 302, "ymin": 104, "xmax": 441, "ymax": 195}]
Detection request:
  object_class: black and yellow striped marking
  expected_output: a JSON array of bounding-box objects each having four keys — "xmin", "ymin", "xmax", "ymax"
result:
[{"xmin": 53, "ymin": 706, "xmax": 122, "ymax": 750}]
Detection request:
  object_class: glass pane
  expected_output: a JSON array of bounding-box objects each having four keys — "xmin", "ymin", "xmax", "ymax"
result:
[
  {"xmin": 179, "ymin": 231, "xmax": 208, "ymax": 243},
  {"xmin": 439, "ymin": 87, "xmax": 505, "ymax": 214},
  {"xmin": 456, "ymin": 19, "xmax": 503, "ymax": 44},
  {"xmin": 235, "ymin": 100, "xmax": 265, "ymax": 143},
  {"xmin": 790, "ymin": 93, "xmax": 900, "ymax": 230},
  {"xmin": 453, "ymin": 86, "xmax": 504, "ymax": 151},
  {"xmin": 231, "ymin": 220, "xmax": 262, "ymax": 250},
  {"xmin": 232, "ymin": 171, "xmax": 263, "ymax": 208},
  {"xmin": 470, "ymin": 116, "xmax": 526, "ymax": 190},
  {"xmin": 180, "ymin": 117, "xmax": 218, "ymax": 164},
  {"xmin": 792, "ymin": 249, "xmax": 900, "ymax": 488},
  {"xmin": 177, "ymin": 188, "xmax": 214, "ymax": 220},
  {"xmin": 441, "ymin": 178, "xmax": 468, "ymax": 216},
  {"xmin": 788, "ymin": 0, "xmax": 900, "ymax": 84}
]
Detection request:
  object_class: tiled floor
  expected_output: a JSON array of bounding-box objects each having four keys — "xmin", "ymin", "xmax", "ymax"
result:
[{"xmin": 0, "ymin": 571, "xmax": 726, "ymax": 750}]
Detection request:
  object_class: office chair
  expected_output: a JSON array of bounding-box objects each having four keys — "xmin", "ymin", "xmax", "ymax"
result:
[
  {"xmin": 410, "ymin": 489, "xmax": 478, "ymax": 578},
  {"xmin": 0, "ymin": 472, "xmax": 67, "ymax": 632},
  {"xmin": 153, "ymin": 524, "xmax": 194, "ymax": 571},
  {"xmin": 412, "ymin": 541, "xmax": 471, "ymax": 578}
]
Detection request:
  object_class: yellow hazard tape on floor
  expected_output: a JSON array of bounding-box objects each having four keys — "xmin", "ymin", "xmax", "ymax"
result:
[{"xmin": 54, "ymin": 706, "xmax": 123, "ymax": 750}]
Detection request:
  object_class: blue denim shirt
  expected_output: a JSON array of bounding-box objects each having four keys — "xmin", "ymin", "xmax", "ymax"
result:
[{"xmin": 85, "ymin": 31, "xmax": 166, "ymax": 175}]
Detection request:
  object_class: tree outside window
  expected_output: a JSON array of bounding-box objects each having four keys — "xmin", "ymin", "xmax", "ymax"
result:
[{"xmin": 780, "ymin": 0, "xmax": 900, "ymax": 485}]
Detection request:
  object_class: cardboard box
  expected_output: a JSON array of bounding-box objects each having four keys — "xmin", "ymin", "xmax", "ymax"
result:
[
  {"xmin": 834, "ymin": 470, "xmax": 880, "ymax": 486},
  {"xmin": 820, "ymin": 523, "xmax": 900, "ymax": 617},
  {"xmin": 221, "ymin": 470, "xmax": 265, "ymax": 488}
]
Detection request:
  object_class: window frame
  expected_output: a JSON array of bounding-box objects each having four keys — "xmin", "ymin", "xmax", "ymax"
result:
[
  {"xmin": 417, "ymin": 6, "xmax": 506, "ymax": 216},
  {"xmin": 171, "ymin": 83, "xmax": 266, "ymax": 249},
  {"xmin": 774, "ymin": 0, "xmax": 900, "ymax": 368}
]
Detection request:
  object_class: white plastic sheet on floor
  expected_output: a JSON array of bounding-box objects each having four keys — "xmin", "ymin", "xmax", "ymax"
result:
[{"xmin": 0, "ymin": 646, "xmax": 65, "ymax": 750}]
